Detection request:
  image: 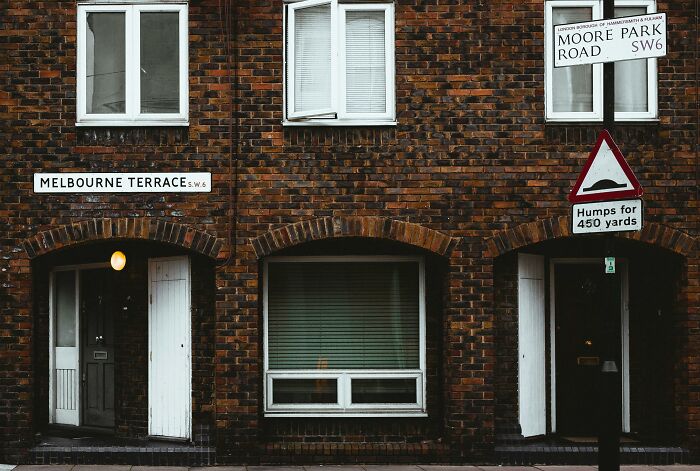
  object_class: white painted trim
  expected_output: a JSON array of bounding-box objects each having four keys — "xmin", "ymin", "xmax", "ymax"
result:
[
  {"xmin": 284, "ymin": 0, "xmax": 396, "ymax": 125},
  {"xmin": 549, "ymin": 258, "xmax": 630, "ymax": 433},
  {"xmin": 545, "ymin": 0, "xmax": 602, "ymax": 122},
  {"xmin": 286, "ymin": 0, "xmax": 338, "ymax": 119},
  {"xmin": 621, "ymin": 260, "xmax": 630, "ymax": 433},
  {"xmin": 263, "ymin": 255, "xmax": 426, "ymax": 416},
  {"xmin": 282, "ymin": 119, "xmax": 398, "ymax": 126},
  {"xmin": 48, "ymin": 271, "xmax": 55, "ymax": 424},
  {"xmin": 548, "ymin": 260, "xmax": 556, "ymax": 433},
  {"xmin": 337, "ymin": 3, "xmax": 395, "ymax": 122},
  {"xmin": 76, "ymin": 3, "xmax": 188, "ymax": 125},
  {"xmin": 544, "ymin": 0, "xmax": 657, "ymax": 122}
]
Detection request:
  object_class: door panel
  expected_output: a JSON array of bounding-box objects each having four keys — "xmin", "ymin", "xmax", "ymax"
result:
[
  {"xmin": 53, "ymin": 270, "xmax": 80, "ymax": 426},
  {"xmin": 81, "ymin": 268, "xmax": 115, "ymax": 428},
  {"xmin": 555, "ymin": 263, "xmax": 621, "ymax": 435},
  {"xmin": 518, "ymin": 253, "xmax": 546, "ymax": 437},
  {"xmin": 149, "ymin": 256, "xmax": 191, "ymax": 439}
]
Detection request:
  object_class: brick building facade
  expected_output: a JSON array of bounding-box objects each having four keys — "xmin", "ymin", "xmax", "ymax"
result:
[{"xmin": 1, "ymin": 0, "xmax": 698, "ymax": 465}]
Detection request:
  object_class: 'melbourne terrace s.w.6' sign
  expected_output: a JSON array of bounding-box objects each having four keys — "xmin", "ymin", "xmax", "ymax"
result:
[
  {"xmin": 34, "ymin": 172, "xmax": 212, "ymax": 193},
  {"xmin": 554, "ymin": 12, "xmax": 666, "ymax": 67}
]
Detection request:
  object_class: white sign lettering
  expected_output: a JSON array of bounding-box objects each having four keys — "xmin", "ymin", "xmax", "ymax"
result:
[
  {"xmin": 554, "ymin": 12, "xmax": 666, "ymax": 67},
  {"xmin": 34, "ymin": 172, "xmax": 211, "ymax": 193},
  {"xmin": 572, "ymin": 199, "xmax": 643, "ymax": 234}
]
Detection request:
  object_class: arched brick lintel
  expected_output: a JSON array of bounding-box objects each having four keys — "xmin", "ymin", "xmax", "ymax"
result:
[
  {"xmin": 485, "ymin": 216, "xmax": 697, "ymax": 258},
  {"xmin": 251, "ymin": 217, "xmax": 458, "ymax": 258},
  {"xmin": 22, "ymin": 218, "xmax": 224, "ymax": 260}
]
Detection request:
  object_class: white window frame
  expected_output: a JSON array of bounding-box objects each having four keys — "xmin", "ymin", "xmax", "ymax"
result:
[
  {"xmin": 263, "ymin": 255, "xmax": 426, "ymax": 417},
  {"xmin": 77, "ymin": 2, "xmax": 188, "ymax": 126},
  {"xmin": 283, "ymin": 0, "xmax": 396, "ymax": 126},
  {"xmin": 545, "ymin": 0, "xmax": 658, "ymax": 122}
]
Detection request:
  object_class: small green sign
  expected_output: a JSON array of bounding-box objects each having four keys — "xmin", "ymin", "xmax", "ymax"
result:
[{"xmin": 605, "ymin": 257, "xmax": 616, "ymax": 274}]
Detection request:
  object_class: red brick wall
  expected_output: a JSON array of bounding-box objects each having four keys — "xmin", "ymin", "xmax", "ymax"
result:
[{"xmin": 1, "ymin": 0, "xmax": 698, "ymax": 464}]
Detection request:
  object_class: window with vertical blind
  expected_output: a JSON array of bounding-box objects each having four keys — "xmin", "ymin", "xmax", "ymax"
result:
[
  {"xmin": 76, "ymin": 3, "xmax": 188, "ymax": 126},
  {"xmin": 264, "ymin": 256, "xmax": 426, "ymax": 415},
  {"xmin": 284, "ymin": 0, "xmax": 395, "ymax": 125},
  {"xmin": 544, "ymin": 0, "xmax": 657, "ymax": 121}
]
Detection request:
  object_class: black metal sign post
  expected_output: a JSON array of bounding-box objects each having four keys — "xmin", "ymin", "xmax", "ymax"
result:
[{"xmin": 598, "ymin": 0, "xmax": 621, "ymax": 469}]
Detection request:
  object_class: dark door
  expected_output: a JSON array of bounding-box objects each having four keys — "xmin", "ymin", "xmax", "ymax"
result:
[
  {"xmin": 555, "ymin": 263, "xmax": 621, "ymax": 436},
  {"xmin": 81, "ymin": 268, "xmax": 115, "ymax": 428}
]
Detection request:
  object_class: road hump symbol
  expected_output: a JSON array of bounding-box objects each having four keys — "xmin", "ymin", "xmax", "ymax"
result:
[{"xmin": 568, "ymin": 129, "xmax": 643, "ymax": 203}]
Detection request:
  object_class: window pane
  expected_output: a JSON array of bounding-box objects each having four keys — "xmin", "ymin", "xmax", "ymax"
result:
[
  {"xmin": 614, "ymin": 7, "xmax": 648, "ymax": 112},
  {"xmin": 552, "ymin": 8, "xmax": 593, "ymax": 112},
  {"xmin": 272, "ymin": 378, "xmax": 338, "ymax": 404},
  {"xmin": 55, "ymin": 271, "xmax": 76, "ymax": 347},
  {"xmin": 268, "ymin": 262, "xmax": 420, "ymax": 369},
  {"xmin": 345, "ymin": 10, "xmax": 386, "ymax": 113},
  {"xmin": 141, "ymin": 12, "xmax": 180, "ymax": 114},
  {"xmin": 86, "ymin": 12, "xmax": 126, "ymax": 114},
  {"xmin": 294, "ymin": 4, "xmax": 332, "ymax": 112},
  {"xmin": 351, "ymin": 378, "xmax": 417, "ymax": 404}
]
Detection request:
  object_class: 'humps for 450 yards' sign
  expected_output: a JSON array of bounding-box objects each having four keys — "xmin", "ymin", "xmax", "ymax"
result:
[{"xmin": 554, "ymin": 12, "xmax": 666, "ymax": 67}]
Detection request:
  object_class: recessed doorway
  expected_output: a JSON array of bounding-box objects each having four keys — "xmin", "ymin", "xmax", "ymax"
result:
[{"xmin": 549, "ymin": 259, "xmax": 630, "ymax": 435}]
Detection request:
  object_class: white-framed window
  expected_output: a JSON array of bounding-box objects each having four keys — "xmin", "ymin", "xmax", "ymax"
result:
[
  {"xmin": 545, "ymin": 0, "xmax": 658, "ymax": 122},
  {"xmin": 263, "ymin": 256, "xmax": 426, "ymax": 416},
  {"xmin": 283, "ymin": 0, "xmax": 396, "ymax": 126},
  {"xmin": 77, "ymin": 3, "xmax": 188, "ymax": 126}
]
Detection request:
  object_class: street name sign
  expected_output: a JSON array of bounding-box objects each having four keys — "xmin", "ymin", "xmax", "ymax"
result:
[
  {"xmin": 34, "ymin": 172, "xmax": 212, "ymax": 193},
  {"xmin": 554, "ymin": 12, "xmax": 666, "ymax": 67},
  {"xmin": 568, "ymin": 130, "xmax": 642, "ymax": 203},
  {"xmin": 572, "ymin": 198, "xmax": 643, "ymax": 234}
]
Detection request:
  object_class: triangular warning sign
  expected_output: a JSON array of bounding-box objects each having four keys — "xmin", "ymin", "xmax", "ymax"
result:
[{"xmin": 568, "ymin": 129, "xmax": 643, "ymax": 203}]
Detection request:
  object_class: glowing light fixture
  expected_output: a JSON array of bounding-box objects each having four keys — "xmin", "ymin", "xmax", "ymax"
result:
[{"xmin": 110, "ymin": 251, "xmax": 126, "ymax": 271}]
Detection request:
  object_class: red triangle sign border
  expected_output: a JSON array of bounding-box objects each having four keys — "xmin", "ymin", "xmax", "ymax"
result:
[{"xmin": 568, "ymin": 129, "xmax": 643, "ymax": 203}]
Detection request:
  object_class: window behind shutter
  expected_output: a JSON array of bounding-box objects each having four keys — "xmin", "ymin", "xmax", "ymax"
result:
[
  {"xmin": 344, "ymin": 10, "xmax": 386, "ymax": 114},
  {"xmin": 267, "ymin": 261, "xmax": 419, "ymax": 370},
  {"xmin": 288, "ymin": 0, "xmax": 336, "ymax": 118}
]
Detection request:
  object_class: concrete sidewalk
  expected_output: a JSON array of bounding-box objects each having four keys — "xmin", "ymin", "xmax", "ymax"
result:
[{"xmin": 3, "ymin": 465, "xmax": 700, "ymax": 471}]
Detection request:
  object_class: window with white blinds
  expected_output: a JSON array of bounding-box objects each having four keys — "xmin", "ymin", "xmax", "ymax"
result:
[
  {"xmin": 264, "ymin": 256, "xmax": 426, "ymax": 415},
  {"xmin": 544, "ymin": 0, "xmax": 657, "ymax": 121},
  {"xmin": 285, "ymin": 0, "xmax": 395, "ymax": 124}
]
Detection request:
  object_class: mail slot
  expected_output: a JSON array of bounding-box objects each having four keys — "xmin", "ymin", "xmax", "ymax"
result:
[
  {"xmin": 577, "ymin": 356, "xmax": 600, "ymax": 366},
  {"xmin": 93, "ymin": 351, "xmax": 108, "ymax": 360}
]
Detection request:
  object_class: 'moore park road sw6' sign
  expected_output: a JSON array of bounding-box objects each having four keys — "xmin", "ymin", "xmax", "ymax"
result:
[{"xmin": 554, "ymin": 12, "xmax": 666, "ymax": 67}]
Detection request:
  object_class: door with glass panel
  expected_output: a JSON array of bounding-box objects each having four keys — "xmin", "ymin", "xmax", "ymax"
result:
[{"xmin": 50, "ymin": 266, "xmax": 115, "ymax": 428}]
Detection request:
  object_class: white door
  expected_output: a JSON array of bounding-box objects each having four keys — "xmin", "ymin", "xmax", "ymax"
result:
[
  {"xmin": 51, "ymin": 270, "xmax": 80, "ymax": 426},
  {"xmin": 518, "ymin": 253, "xmax": 546, "ymax": 437},
  {"xmin": 148, "ymin": 256, "xmax": 191, "ymax": 439}
]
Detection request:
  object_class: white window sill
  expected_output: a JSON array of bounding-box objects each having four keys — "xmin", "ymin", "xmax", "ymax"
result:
[
  {"xmin": 76, "ymin": 120, "xmax": 189, "ymax": 127},
  {"xmin": 282, "ymin": 120, "xmax": 398, "ymax": 127},
  {"xmin": 545, "ymin": 118, "xmax": 660, "ymax": 124},
  {"xmin": 264, "ymin": 411, "xmax": 428, "ymax": 418}
]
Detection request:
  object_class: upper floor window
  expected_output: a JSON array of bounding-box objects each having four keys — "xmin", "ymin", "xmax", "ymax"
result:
[
  {"xmin": 284, "ymin": 0, "xmax": 395, "ymax": 125},
  {"xmin": 545, "ymin": 0, "xmax": 658, "ymax": 122},
  {"xmin": 77, "ymin": 3, "xmax": 188, "ymax": 126}
]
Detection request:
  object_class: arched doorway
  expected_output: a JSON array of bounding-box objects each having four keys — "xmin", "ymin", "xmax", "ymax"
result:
[
  {"xmin": 492, "ymin": 228, "xmax": 691, "ymax": 448},
  {"xmin": 31, "ymin": 235, "xmax": 218, "ymax": 442}
]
